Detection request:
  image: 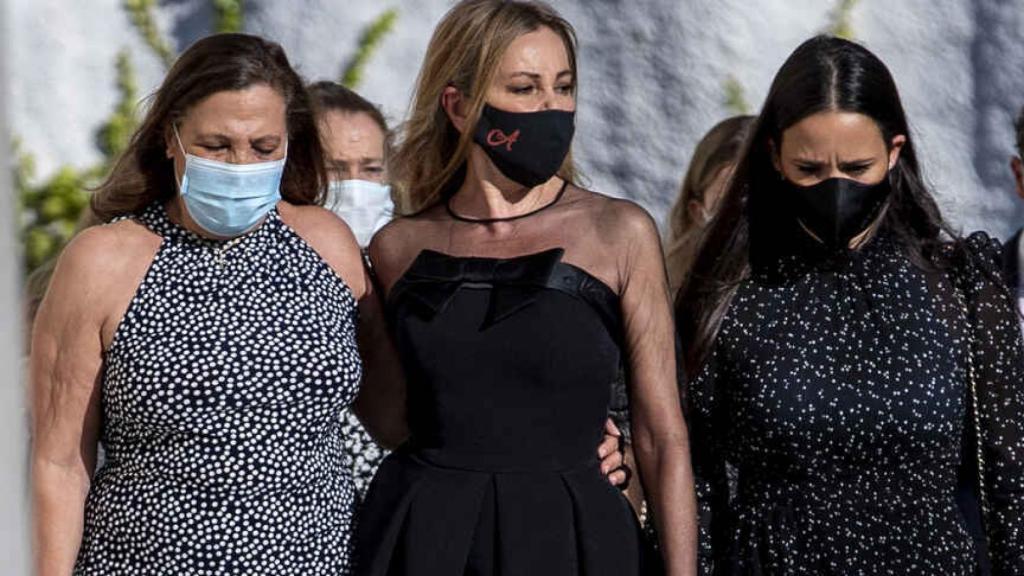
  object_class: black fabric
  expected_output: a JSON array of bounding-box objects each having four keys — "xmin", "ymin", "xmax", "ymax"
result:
[
  {"xmin": 687, "ymin": 231, "xmax": 1024, "ymax": 575},
  {"xmin": 471, "ymin": 104, "xmax": 575, "ymax": 188},
  {"xmin": 356, "ymin": 248, "xmax": 652, "ymax": 575},
  {"xmin": 782, "ymin": 175, "xmax": 891, "ymax": 250},
  {"xmin": 1002, "ymin": 229, "xmax": 1021, "ymax": 290}
]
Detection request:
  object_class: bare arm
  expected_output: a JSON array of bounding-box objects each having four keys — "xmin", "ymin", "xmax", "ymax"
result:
[
  {"xmin": 30, "ymin": 229, "xmax": 120, "ymax": 575},
  {"xmin": 617, "ymin": 204, "xmax": 697, "ymax": 575},
  {"xmin": 280, "ymin": 204, "xmax": 409, "ymax": 449},
  {"xmin": 352, "ymin": 267, "xmax": 409, "ymax": 449}
]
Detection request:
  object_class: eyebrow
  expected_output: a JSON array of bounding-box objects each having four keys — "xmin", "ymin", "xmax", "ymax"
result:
[
  {"xmin": 792, "ymin": 157, "xmax": 875, "ymax": 165},
  {"xmin": 507, "ymin": 70, "xmax": 574, "ymax": 80}
]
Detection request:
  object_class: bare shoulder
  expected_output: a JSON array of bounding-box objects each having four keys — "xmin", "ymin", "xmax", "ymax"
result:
[
  {"xmin": 39, "ymin": 218, "xmax": 161, "ymax": 348},
  {"xmin": 55, "ymin": 219, "xmax": 160, "ymax": 293},
  {"xmin": 367, "ymin": 209, "xmax": 442, "ymax": 294},
  {"xmin": 575, "ymin": 189, "xmax": 660, "ymax": 243},
  {"xmin": 277, "ymin": 202, "xmax": 367, "ymax": 299}
]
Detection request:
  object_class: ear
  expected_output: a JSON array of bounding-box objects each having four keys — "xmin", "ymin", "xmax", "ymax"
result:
[
  {"xmin": 164, "ymin": 123, "xmax": 178, "ymax": 160},
  {"xmin": 887, "ymin": 134, "xmax": 907, "ymax": 170},
  {"xmin": 1012, "ymin": 156, "xmax": 1024, "ymax": 200},
  {"xmin": 441, "ymin": 86, "xmax": 469, "ymax": 134},
  {"xmin": 687, "ymin": 199, "xmax": 708, "ymax": 225}
]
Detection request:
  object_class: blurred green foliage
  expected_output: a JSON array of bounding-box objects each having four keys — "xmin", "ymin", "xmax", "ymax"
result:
[
  {"xmin": 341, "ymin": 9, "xmax": 398, "ymax": 88},
  {"xmin": 723, "ymin": 76, "xmax": 751, "ymax": 115},
  {"xmin": 123, "ymin": 0, "xmax": 175, "ymax": 69},
  {"xmin": 214, "ymin": 0, "xmax": 245, "ymax": 34},
  {"xmin": 827, "ymin": 0, "xmax": 861, "ymax": 40}
]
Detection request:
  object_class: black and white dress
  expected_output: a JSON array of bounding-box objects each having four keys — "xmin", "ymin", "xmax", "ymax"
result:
[{"xmin": 75, "ymin": 202, "xmax": 361, "ymax": 575}]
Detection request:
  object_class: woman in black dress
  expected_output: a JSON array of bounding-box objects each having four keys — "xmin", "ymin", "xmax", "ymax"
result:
[
  {"xmin": 353, "ymin": 1, "xmax": 698, "ymax": 574},
  {"xmin": 677, "ymin": 36, "xmax": 1024, "ymax": 575}
]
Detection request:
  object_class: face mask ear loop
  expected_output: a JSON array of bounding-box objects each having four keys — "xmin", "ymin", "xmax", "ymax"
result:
[{"xmin": 172, "ymin": 123, "xmax": 188, "ymax": 194}]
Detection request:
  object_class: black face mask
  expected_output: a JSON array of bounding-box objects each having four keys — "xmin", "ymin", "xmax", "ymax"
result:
[
  {"xmin": 472, "ymin": 103, "xmax": 575, "ymax": 188},
  {"xmin": 783, "ymin": 174, "xmax": 892, "ymax": 250}
]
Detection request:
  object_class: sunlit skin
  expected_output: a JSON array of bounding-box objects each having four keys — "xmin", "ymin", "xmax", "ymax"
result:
[
  {"xmin": 320, "ymin": 110, "xmax": 387, "ymax": 183},
  {"xmin": 163, "ymin": 84, "xmax": 288, "ymax": 240},
  {"xmin": 442, "ymin": 26, "xmax": 576, "ymax": 220},
  {"xmin": 772, "ymin": 110, "xmax": 906, "ymax": 248}
]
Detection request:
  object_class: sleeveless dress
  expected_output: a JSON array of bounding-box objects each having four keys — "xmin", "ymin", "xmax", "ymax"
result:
[
  {"xmin": 75, "ymin": 203, "xmax": 362, "ymax": 575},
  {"xmin": 689, "ymin": 231, "xmax": 1024, "ymax": 575},
  {"xmin": 355, "ymin": 247, "xmax": 651, "ymax": 575}
]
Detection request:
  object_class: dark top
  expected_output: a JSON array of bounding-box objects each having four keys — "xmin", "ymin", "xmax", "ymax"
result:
[
  {"xmin": 355, "ymin": 248, "xmax": 651, "ymax": 575},
  {"xmin": 77, "ymin": 203, "xmax": 361, "ymax": 575},
  {"xmin": 688, "ymin": 231, "xmax": 1024, "ymax": 575}
]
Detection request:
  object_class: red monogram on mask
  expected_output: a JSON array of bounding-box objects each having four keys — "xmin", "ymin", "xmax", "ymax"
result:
[{"xmin": 486, "ymin": 128, "xmax": 520, "ymax": 151}]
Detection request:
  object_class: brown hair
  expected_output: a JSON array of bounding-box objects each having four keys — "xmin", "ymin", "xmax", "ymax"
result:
[
  {"xmin": 390, "ymin": 0, "xmax": 579, "ymax": 215},
  {"xmin": 307, "ymin": 81, "xmax": 393, "ymax": 165},
  {"xmin": 664, "ymin": 115, "xmax": 754, "ymax": 294},
  {"xmin": 91, "ymin": 33, "xmax": 327, "ymax": 221}
]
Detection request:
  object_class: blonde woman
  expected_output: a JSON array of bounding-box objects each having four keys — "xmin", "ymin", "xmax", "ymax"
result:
[
  {"xmin": 663, "ymin": 116, "xmax": 753, "ymax": 296},
  {"xmin": 353, "ymin": 1, "xmax": 697, "ymax": 574}
]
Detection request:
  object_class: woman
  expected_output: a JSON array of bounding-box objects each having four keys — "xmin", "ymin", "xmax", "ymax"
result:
[
  {"xmin": 309, "ymin": 81, "xmax": 395, "ymax": 249},
  {"xmin": 308, "ymin": 80, "xmax": 628, "ymax": 504},
  {"xmin": 677, "ymin": 36, "xmax": 1024, "ymax": 575},
  {"xmin": 31, "ymin": 34, "xmax": 367, "ymax": 575},
  {"xmin": 309, "ymin": 81, "xmax": 394, "ymax": 501},
  {"xmin": 664, "ymin": 115, "xmax": 753, "ymax": 296},
  {"xmin": 354, "ymin": 1, "xmax": 697, "ymax": 574}
]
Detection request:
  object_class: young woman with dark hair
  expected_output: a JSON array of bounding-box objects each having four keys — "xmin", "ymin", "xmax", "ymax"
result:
[{"xmin": 677, "ymin": 36, "xmax": 1024, "ymax": 575}]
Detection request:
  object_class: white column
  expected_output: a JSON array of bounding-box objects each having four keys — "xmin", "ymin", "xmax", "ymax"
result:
[{"xmin": 0, "ymin": 0, "xmax": 30, "ymax": 572}]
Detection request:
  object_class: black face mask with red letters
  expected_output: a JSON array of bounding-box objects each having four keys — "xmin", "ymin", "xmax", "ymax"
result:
[{"xmin": 472, "ymin": 103, "xmax": 575, "ymax": 188}]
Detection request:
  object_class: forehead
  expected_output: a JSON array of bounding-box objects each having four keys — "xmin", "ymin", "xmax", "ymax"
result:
[
  {"xmin": 320, "ymin": 110, "xmax": 386, "ymax": 157},
  {"xmin": 497, "ymin": 26, "xmax": 572, "ymax": 76},
  {"xmin": 780, "ymin": 111, "xmax": 886, "ymax": 157},
  {"xmin": 182, "ymin": 84, "xmax": 287, "ymax": 132}
]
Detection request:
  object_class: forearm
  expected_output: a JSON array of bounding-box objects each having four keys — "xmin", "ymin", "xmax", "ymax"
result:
[
  {"xmin": 634, "ymin": 433, "xmax": 698, "ymax": 576},
  {"xmin": 32, "ymin": 459, "xmax": 90, "ymax": 576}
]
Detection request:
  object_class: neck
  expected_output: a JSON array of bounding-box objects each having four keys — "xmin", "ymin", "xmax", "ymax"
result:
[{"xmin": 448, "ymin": 147, "xmax": 563, "ymax": 220}]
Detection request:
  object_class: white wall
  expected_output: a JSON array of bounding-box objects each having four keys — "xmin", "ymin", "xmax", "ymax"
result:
[
  {"xmin": 9, "ymin": 0, "xmax": 1024, "ymax": 238},
  {"xmin": 1, "ymin": 0, "xmax": 30, "ymax": 570}
]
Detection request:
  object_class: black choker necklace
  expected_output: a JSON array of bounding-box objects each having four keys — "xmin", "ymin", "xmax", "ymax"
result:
[{"xmin": 446, "ymin": 180, "xmax": 568, "ymax": 224}]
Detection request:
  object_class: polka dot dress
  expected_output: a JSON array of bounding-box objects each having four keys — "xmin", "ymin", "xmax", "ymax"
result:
[
  {"xmin": 688, "ymin": 231, "xmax": 1024, "ymax": 575},
  {"xmin": 74, "ymin": 203, "xmax": 361, "ymax": 575}
]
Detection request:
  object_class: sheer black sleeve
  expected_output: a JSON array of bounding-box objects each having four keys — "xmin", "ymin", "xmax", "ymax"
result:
[
  {"xmin": 960, "ymin": 232, "xmax": 1024, "ymax": 575},
  {"xmin": 684, "ymin": 347, "xmax": 729, "ymax": 576}
]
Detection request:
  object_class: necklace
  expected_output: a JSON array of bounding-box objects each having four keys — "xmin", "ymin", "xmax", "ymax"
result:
[{"xmin": 446, "ymin": 180, "xmax": 568, "ymax": 224}]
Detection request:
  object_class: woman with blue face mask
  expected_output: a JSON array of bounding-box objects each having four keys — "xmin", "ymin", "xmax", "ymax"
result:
[{"xmin": 30, "ymin": 34, "xmax": 369, "ymax": 575}]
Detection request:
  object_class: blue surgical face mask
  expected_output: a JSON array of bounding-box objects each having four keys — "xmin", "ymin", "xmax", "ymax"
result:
[
  {"xmin": 325, "ymin": 179, "xmax": 393, "ymax": 247},
  {"xmin": 174, "ymin": 124, "xmax": 286, "ymax": 238}
]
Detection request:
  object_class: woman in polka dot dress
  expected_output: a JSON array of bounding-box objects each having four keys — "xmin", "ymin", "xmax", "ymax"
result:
[
  {"xmin": 677, "ymin": 37, "xmax": 1024, "ymax": 575},
  {"xmin": 30, "ymin": 34, "xmax": 369, "ymax": 575}
]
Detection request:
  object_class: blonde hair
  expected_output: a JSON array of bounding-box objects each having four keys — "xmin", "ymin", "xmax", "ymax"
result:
[
  {"xmin": 391, "ymin": 0, "xmax": 579, "ymax": 215},
  {"xmin": 665, "ymin": 115, "xmax": 754, "ymax": 295}
]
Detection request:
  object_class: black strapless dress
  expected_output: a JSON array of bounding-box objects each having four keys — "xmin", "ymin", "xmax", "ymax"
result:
[{"xmin": 355, "ymin": 248, "xmax": 652, "ymax": 575}]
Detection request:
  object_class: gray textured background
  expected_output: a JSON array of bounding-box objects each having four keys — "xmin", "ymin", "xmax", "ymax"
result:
[{"xmin": 8, "ymin": 0, "xmax": 1024, "ymax": 239}]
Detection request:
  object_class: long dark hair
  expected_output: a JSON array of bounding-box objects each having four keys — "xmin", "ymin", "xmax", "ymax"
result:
[
  {"xmin": 91, "ymin": 33, "xmax": 327, "ymax": 221},
  {"xmin": 676, "ymin": 35, "xmax": 961, "ymax": 380}
]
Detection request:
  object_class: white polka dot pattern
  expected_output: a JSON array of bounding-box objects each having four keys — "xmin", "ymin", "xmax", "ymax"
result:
[{"xmin": 74, "ymin": 203, "xmax": 361, "ymax": 575}]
